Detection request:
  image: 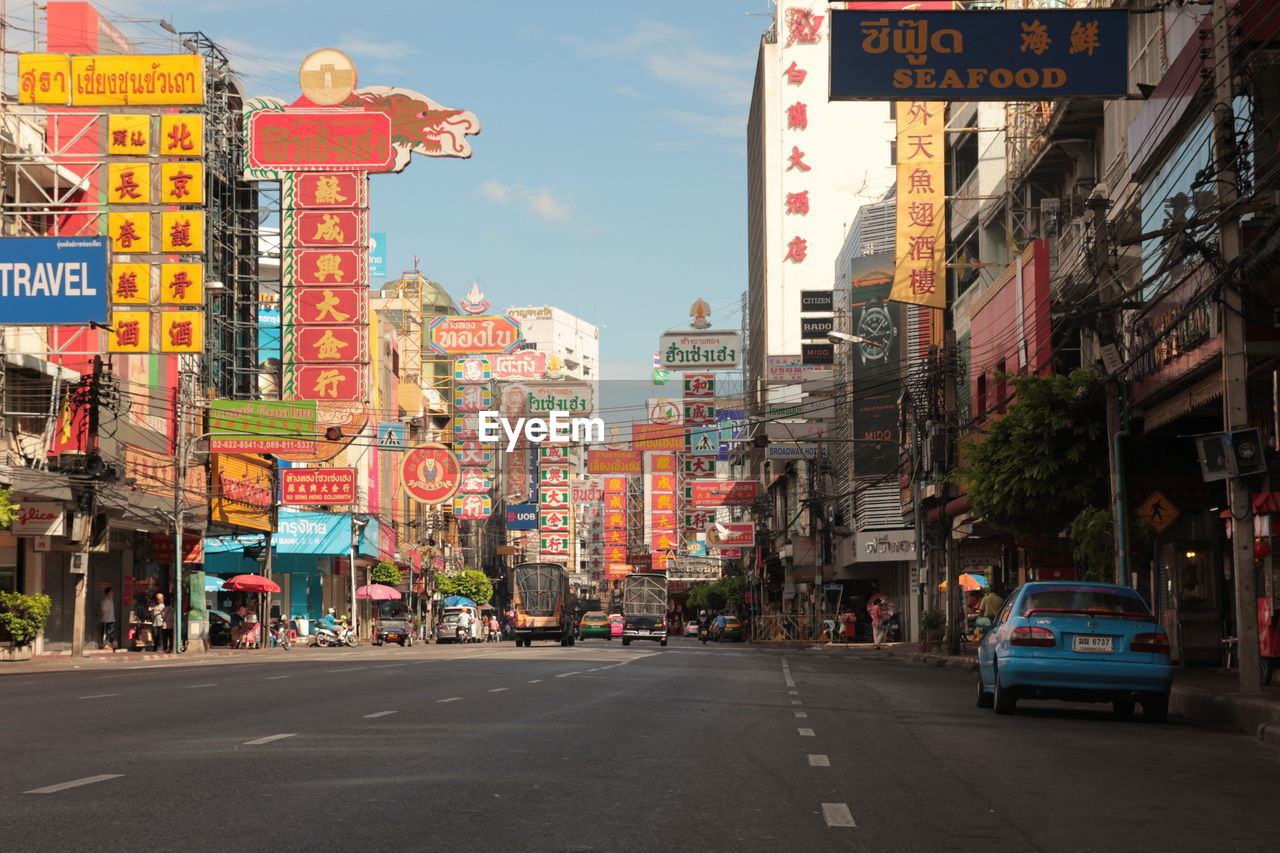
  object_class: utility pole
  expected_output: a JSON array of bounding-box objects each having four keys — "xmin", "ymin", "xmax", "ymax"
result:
[
  {"xmin": 941, "ymin": 331, "xmax": 962, "ymax": 656},
  {"xmin": 1213, "ymin": 0, "xmax": 1262, "ymax": 693},
  {"xmin": 70, "ymin": 356, "xmax": 102, "ymax": 658},
  {"xmin": 173, "ymin": 366, "xmax": 187, "ymax": 655}
]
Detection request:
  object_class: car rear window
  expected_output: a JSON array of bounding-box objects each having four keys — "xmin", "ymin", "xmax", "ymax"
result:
[{"xmin": 1022, "ymin": 588, "xmax": 1149, "ymax": 618}]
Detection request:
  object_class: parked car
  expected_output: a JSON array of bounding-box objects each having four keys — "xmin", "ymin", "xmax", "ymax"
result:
[
  {"xmin": 713, "ymin": 614, "xmax": 744, "ymax": 642},
  {"xmin": 683, "ymin": 621, "xmax": 699, "ymax": 637},
  {"xmin": 578, "ymin": 611, "xmax": 611, "ymax": 640},
  {"xmin": 208, "ymin": 609, "xmax": 232, "ymax": 648},
  {"xmin": 607, "ymin": 613, "xmax": 624, "ymax": 638},
  {"xmin": 976, "ymin": 582, "xmax": 1172, "ymax": 722},
  {"xmin": 373, "ymin": 610, "xmax": 415, "ymax": 647}
]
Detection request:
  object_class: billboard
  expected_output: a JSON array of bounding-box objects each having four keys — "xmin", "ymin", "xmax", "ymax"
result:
[
  {"xmin": 280, "ymin": 468, "xmax": 357, "ymax": 505},
  {"xmin": 764, "ymin": 355, "xmax": 831, "ymax": 384},
  {"xmin": 830, "ymin": 10, "xmax": 1129, "ymax": 100},
  {"xmin": 0, "ymin": 237, "xmax": 109, "ymax": 325},
  {"xmin": 369, "ymin": 232, "xmax": 387, "ymax": 277},
  {"xmin": 506, "ymin": 504, "xmax": 538, "ymax": 530},
  {"xmin": 209, "ymin": 454, "xmax": 275, "ymax": 532},
  {"xmin": 690, "ymin": 480, "xmax": 759, "ymax": 508},
  {"xmin": 588, "ymin": 450, "xmax": 643, "ymax": 475},
  {"xmin": 400, "ymin": 443, "xmax": 461, "ymax": 505},
  {"xmin": 658, "ymin": 330, "xmax": 742, "ymax": 370},
  {"xmin": 209, "ymin": 400, "xmax": 317, "ymax": 454},
  {"xmin": 850, "ymin": 253, "xmax": 901, "ymax": 478},
  {"xmin": 427, "ymin": 315, "xmax": 522, "ymax": 354},
  {"xmin": 19, "ymin": 53, "xmax": 205, "ymax": 106}
]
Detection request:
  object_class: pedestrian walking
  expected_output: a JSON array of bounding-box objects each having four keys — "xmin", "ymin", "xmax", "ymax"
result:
[
  {"xmin": 98, "ymin": 586, "xmax": 117, "ymax": 650},
  {"xmin": 149, "ymin": 593, "xmax": 169, "ymax": 653},
  {"xmin": 869, "ymin": 600, "xmax": 887, "ymax": 650},
  {"xmin": 840, "ymin": 609, "xmax": 856, "ymax": 644}
]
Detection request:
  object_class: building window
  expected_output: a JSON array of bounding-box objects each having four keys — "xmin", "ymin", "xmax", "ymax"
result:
[{"xmin": 976, "ymin": 373, "xmax": 987, "ymax": 418}]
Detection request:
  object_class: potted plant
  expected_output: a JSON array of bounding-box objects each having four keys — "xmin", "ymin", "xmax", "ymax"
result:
[
  {"xmin": 919, "ymin": 609, "xmax": 945, "ymax": 651},
  {"xmin": 0, "ymin": 592, "xmax": 52, "ymax": 662}
]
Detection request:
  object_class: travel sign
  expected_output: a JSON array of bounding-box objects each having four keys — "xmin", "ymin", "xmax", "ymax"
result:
[{"xmin": 830, "ymin": 10, "xmax": 1129, "ymax": 100}]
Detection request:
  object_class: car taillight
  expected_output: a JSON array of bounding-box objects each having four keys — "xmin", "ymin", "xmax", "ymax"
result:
[
  {"xmin": 1010, "ymin": 626, "xmax": 1055, "ymax": 647},
  {"xmin": 1130, "ymin": 632, "xmax": 1170, "ymax": 655}
]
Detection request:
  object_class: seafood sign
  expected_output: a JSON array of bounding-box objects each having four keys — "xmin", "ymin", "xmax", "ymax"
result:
[
  {"xmin": 428, "ymin": 315, "xmax": 522, "ymax": 355},
  {"xmin": 830, "ymin": 10, "xmax": 1128, "ymax": 100}
]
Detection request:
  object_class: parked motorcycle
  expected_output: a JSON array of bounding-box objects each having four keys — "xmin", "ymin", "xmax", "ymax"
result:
[{"xmin": 311, "ymin": 625, "xmax": 338, "ymax": 647}]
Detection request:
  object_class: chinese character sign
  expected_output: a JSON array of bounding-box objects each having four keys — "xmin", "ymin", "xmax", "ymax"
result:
[{"xmin": 890, "ymin": 101, "xmax": 946, "ymax": 310}]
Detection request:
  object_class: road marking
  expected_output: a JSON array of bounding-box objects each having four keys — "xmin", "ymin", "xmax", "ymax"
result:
[
  {"xmin": 374, "ymin": 664, "xmax": 407, "ymax": 669},
  {"xmin": 822, "ymin": 803, "xmax": 856, "ymax": 828},
  {"xmin": 185, "ymin": 683, "xmax": 217, "ymax": 689},
  {"xmin": 528, "ymin": 679, "xmax": 543, "ymax": 684},
  {"xmin": 437, "ymin": 697, "xmax": 462, "ymax": 703},
  {"xmin": 328, "ymin": 666, "xmax": 365, "ymax": 672},
  {"xmin": 808, "ymin": 755, "xmax": 830, "ymax": 767},
  {"xmin": 798, "ymin": 728, "xmax": 815, "ymax": 737},
  {"xmin": 488, "ymin": 688, "xmax": 508, "ymax": 692},
  {"xmin": 265, "ymin": 675, "xmax": 290, "ymax": 680},
  {"xmin": 788, "ymin": 690, "xmax": 798, "ymax": 696},
  {"xmin": 791, "ymin": 700, "xmax": 802, "ymax": 705},
  {"xmin": 77, "ymin": 694, "xmax": 119, "ymax": 699},
  {"xmin": 555, "ymin": 671, "xmax": 579, "ymax": 678},
  {"xmin": 363, "ymin": 711, "xmax": 397, "ymax": 719},
  {"xmin": 25, "ymin": 774, "xmax": 123, "ymax": 794},
  {"xmin": 795, "ymin": 711, "xmax": 809, "ymax": 719},
  {"xmin": 586, "ymin": 667, "xmax": 601, "ymax": 672},
  {"xmin": 243, "ymin": 734, "xmax": 297, "ymax": 746},
  {"xmin": 96, "ymin": 674, "xmax": 131, "ymax": 679}
]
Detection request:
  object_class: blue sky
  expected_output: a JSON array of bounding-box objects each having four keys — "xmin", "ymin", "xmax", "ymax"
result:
[{"xmin": 77, "ymin": 0, "xmax": 772, "ymax": 380}]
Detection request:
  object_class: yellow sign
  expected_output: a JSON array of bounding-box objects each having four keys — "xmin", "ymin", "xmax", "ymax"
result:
[
  {"xmin": 160, "ymin": 311, "xmax": 204, "ymax": 353},
  {"xmin": 69, "ymin": 54, "xmax": 205, "ymax": 106},
  {"xmin": 107, "ymin": 114, "xmax": 151, "ymax": 155},
  {"xmin": 110, "ymin": 264, "xmax": 150, "ymax": 305},
  {"xmin": 891, "ymin": 101, "xmax": 946, "ymax": 309},
  {"xmin": 108, "ymin": 310, "xmax": 150, "ymax": 354},
  {"xmin": 160, "ymin": 264, "xmax": 203, "ymax": 305},
  {"xmin": 210, "ymin": 454, "xmax": 275, "ymax": 532},
  {"xmin": 1136, "ymin": 490, "xmax": 1179, "ymax": 533},
  {"xmin": 108, "ymin": 211, "xmax": 151, "ymax": 254},
  {"xmin": 160, "ymin": 162, "xmax": 203, "ymax": 204},
  {"xmin": 160, "ymin": 211, "xmax": 204, "ymax": 253},
  {"xmin": 17, "ymin": 54, "xmax": 70, "ymax": 104},
  {"xmin": 107, "ymin": 162, "xmax": 151, "ymax": 205},
  {"xmin": 160, "ymin": 114, "xmax": 204, "ymax": 156}
]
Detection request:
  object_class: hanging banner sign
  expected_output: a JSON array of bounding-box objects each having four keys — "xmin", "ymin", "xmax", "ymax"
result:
[
  {"xmin": 209, "ymin": 400, "xmax": 317, "ymax": 454},
  {"xmin": 765, "ymin": 355, "xmax": 831, "ymax": 384},
  {"xmin": 281, "ymin": 468, "xmax": 357, "ymax": 505},
  {"xmin": 454, "ymin": 494, "xmax": 492, "ymax": 520},
  {"xmin": 690, "ymin": 480, "xmax": 759, "ymax": 508},
  {"xmin": 490, "ymin": 350, "xmax": 549, "ymax": 380},
  {"xmin": 890, "ymin": 100, "xmax": 947, "ymax": 309},
  {"xmin": 633, "ymin": 423, "xmax": 685, "ymax": 451},
  {"xmin": 683, "ymin": 374, "xmax": 716, "ymax": 398},
  {"xmin": 829, "ymin": 10, "xmax": 1130, "ymax": 100},
  {"xmin": 658, "ymin": 330, "xmax": 741, "ymax": 370},
  {"xmin": 400, "ymin": 443, "xmax": 461, "ymax": 505},
  {"xmin": 800, "ymin": 317, "xmax": 834, "ymax": 340},
  {"xmin": 588, "ymin": 450, "xmax": 643, "ymax": 475},
  {"xmin": 506, "ymin": 504, "xmax": 538, "ymax": 530}
]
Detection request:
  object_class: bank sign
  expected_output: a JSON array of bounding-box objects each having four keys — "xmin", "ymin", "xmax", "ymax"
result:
[
  {"xmin": 830, "ymin": 10, "xmax": 1129, "ymax": 100},
  {"xmin": 0, "ymin": 237, "xmax": 108, "ymax": 325}
]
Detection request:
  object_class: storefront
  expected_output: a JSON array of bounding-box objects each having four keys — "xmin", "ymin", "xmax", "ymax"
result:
[{"xmin": 832, "ymin": 529, "xmax": 916, "ymax": 641}]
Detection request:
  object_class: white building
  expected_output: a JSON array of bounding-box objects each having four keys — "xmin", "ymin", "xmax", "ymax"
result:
[{"xmin": 505, "ymin": 305, "xmax": 600, "ymax": 383}]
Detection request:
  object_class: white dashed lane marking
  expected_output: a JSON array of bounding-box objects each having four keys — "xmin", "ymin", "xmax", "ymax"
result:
[
  {"xmin": 437, "ymin": 697, "xmax": 462, "ymax": 703},
  {"xmin": 555, "ymin": 672, "xmax": 579, "ymax": 678},
  {"xmin": 488, "ymin": 688, "xmax": 508, "ymax": 692},
  {"xmin": 798, "ymin": 728, "xmax": 815, "ymax": 737},
  {"xmin": 808, "ymin": 755, "xmax": 831, "ymax": 767},
  {"xmin": 822, "ymin": 803, "xmax": 856, "ymax": 828},
  {"xmin": 795, "ymin": 711, "xmax": 808, "ymax": 719},
  {"xmin": 528, "ymin": 679, "xmax": 543, "ymax": 684},
  {"xmin": 25, "ymin": 775, "xmax": 123, "ymax": 794},
  {"xmin": 265, "ymin": 675, "xmax": 289, "ymax": 680},
  {"xmin": 363, "ymin": 711, "xmax": 397, "ymax": 719},
  {"xmin": 77, "ymin": 694, "xmax": 119, "ymax": 699},
  {"xmin": 243, "ymin": 734, "xmax": 297, "ymax": 746},
  {"xmin": 185, "ymin": 683, "xmax": 217, "ymax": 689}
]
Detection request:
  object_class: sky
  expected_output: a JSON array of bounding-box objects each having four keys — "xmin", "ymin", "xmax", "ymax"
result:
[{"xmin": 27, "ymin": 0, "xmax": 778, "ymax": 380}]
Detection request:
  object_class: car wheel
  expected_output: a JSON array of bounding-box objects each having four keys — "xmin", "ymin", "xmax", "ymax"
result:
[
  {"xmin": 1112, "ymin": 700, "xmax": 1135, "ymax": 720},
  {"xmin": 993, "ymin": 669, "xmax": 1017, "ymax": 715},
  {"xmin": 1142, "ymin": 692, "xmax": 1169, "ymax": 724},
  {"xmin": 1262, "ymin": 656, "xmax": 1274, "ymax": 687},
  {"xmin": 622, "ymin": 638, "xmax": 631, "ymax": 647},
  {"xmin": 975, "ymin": 672, "xmax": 994, "ymax": 708}
]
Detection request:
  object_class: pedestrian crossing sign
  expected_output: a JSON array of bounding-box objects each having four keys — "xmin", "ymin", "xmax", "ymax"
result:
[
  {"xmin": 1135, "ymin": 490, "xmax": 1178, "ymax": 533},
  {"xmin": 686, "ymin": 427, "xmax": 718, "ymax": 456},
  {"xmin": 378, "ymin": 421, "xmax": 406, "ymax": 451}
]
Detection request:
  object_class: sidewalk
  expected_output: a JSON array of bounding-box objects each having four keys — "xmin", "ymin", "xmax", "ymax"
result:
[
  {"xmin": 809, "ymin": 641, "xmax": 1280, "ymax": 742},
  {"xmin": 2, "ymin": 645, "xmax": 295, "ymax": 675}
]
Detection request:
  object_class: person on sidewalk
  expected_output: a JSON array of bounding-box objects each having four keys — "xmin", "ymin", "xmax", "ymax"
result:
[
  {"xmin": 869, "ymin": 601, "xmax": 888, "ymax": 649},
  {"xmin": 149, "ymin": 593, "xmax": 169, "ymax": 653},
  {"xmin": 979, "ymin": 587, "xmax": 1005, "ymax": 621},
  {"xmin": 98, "ymin": 586, "xmax": 116, "ymax": 650},
  {"xmin": 840, "ymin": 609, "xmax": 856, "ymax": 644}
]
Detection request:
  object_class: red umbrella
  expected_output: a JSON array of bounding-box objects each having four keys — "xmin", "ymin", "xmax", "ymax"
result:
[
  {"xmin": 222, "ymin": 574, "xmax": 281, "ymax": 593},
  {"xmin": 355, "ymin": 584, "xmax": 402, "ymax": 600}
]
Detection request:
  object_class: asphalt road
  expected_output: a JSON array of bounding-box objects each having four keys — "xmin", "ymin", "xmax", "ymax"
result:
[{"xmin": 2, "ymin": 638, "xmax": 1278, "ymax": 852}]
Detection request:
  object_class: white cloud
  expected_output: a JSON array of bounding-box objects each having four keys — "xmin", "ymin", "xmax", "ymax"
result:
[
  {"xmin": 337, "ymin": 35, "xmax": 415, "ymax": 60},
  {"xmin": 529, "ymin": 190, "xmax": 572, "ymax": 223},
  {"xmin": 614, "ymin": 85, "xmax": 648, "ymax": 99},
  {"xmin": 479, "ymin": 180, "xmax": 518, "ymax": 205},
  {"xmin": 477, "ymin": 181, "xmax": 571, "ymax": 223}
]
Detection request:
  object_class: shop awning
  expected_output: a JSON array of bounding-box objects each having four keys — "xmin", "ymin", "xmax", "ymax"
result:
[{"xmin": 1141, "ymin": 369, "xmax": 1223, "ymax": 432}]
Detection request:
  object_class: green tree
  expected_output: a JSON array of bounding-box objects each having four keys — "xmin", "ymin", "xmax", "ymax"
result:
[
  {"xmin": 436, "ymin": 569, "xmax": 493, "ymax": 605},
  {"xmin": 686, "ymin": 582, "xmax": 724, "ymax": 613},
  {"xmin": 956, "ymin": 366, "xmax": 1107, "ymax": 537},
  {"xmin": 0, "ymin": 487, "xmax": 18, "ymax": 529},
  {"xmin": 0, "ymin": 592, "xmax": 52, "ymax": 645},
  {"xmin": 370, "ymin": 560, "xmax": 402, "ymax": 587}
]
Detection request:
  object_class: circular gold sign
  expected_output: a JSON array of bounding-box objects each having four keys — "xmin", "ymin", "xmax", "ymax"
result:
[{"xmin": 299, "ymin": 49, "xmax": 357, "ymax": 105}]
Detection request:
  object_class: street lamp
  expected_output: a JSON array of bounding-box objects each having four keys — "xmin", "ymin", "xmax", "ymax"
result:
[{"xmin": 827, "ymin": 330, "xmax": 884, "ymax": 350}]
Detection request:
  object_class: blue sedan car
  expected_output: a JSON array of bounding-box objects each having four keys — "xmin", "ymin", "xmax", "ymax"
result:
[{"xmin": 976, "ymin": 582, "xmax": 1173, "ymax": 722}]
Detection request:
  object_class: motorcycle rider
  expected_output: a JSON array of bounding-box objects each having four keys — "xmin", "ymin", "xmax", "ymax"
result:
[
  {"xmin": 318, "ymin": 608, "xmax": 337, "ymax": 631},
  {"xmin": 455, "ymin": 608, "xmax": 473, "ymax": 642},
  {"xmin": 696, "ymin": 609, "xmax": 711, "ymax": 640}
]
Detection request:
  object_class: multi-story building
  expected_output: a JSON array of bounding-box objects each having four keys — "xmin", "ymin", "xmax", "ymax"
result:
[{"xmin": 504, "ymin": 305, "xmax": 599, "ymax": 383}]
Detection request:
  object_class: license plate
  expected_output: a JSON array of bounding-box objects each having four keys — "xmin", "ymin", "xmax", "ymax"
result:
[{"xmin": 1072, "ymin": 635, "xmax": 1113, "ymax": 653}]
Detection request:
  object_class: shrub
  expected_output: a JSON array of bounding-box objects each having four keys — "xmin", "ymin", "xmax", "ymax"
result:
[{"xmin": 0, "ymin": 592, "xmax": 53, "ymax": 645}]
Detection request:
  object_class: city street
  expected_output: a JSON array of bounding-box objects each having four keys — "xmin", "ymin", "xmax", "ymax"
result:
[{"xmin": 2, "ymin": 640, "xmax": 1278, "ymax": 852}]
